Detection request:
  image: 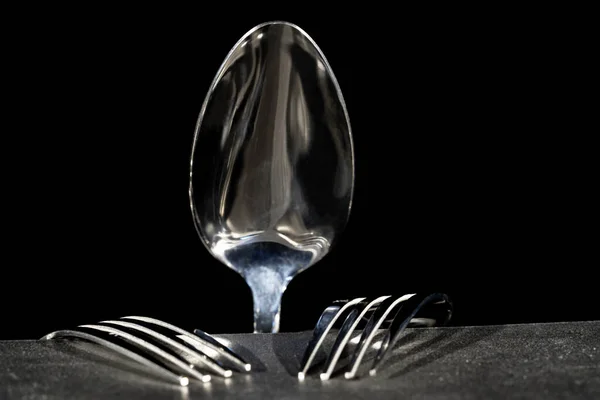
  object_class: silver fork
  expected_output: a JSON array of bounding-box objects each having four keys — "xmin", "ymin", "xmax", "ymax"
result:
[
  {"xmin": 41, "ymin": 316, "xmax": 251, "ymax": 386},
  {"xmin": 298, "ymin": 293, "xmax": 453, "ymax": 380}
]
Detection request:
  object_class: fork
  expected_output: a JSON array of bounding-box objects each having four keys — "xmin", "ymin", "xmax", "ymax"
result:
[
  {"xmin": 41, "ymin": 316, "xmax": 251, "ymax": 386},
  {"xmin": 42, "ymin": 294, "xmax": 451, "ymax": 383},
  {"xmin": 298, "ymin": 293, "xmax": 453, "ymax": 380}
]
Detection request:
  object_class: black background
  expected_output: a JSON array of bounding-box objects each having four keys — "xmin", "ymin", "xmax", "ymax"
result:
[{"xmin": 3, "ymin": 8, "xmax": 597, "ymax": 339}]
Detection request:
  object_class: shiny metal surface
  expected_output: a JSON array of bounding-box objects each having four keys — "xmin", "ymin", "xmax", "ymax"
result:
[
  {"xmin": 40, "ymin": 330, "xmax": 190, "ymax": 386},
  {"xmin": 369, "ymin": 293, "xmax": 453, "ymax": 377},
  {"xmin": 297, "ymin": 298, "xmax": 366, "ymax": 380},
  {"xmin": 190, "ymin": 21, "xmax": 354, "ymax": 333},
  {"xmin": 100, "ymin": 320, "xmax": 232, "ymax": 378},
  {"xmin": 298, "ymin": 294, "xmax": 453, "ymax": 380},
  {"xmin": 344, "ymin": 295, "xmax": 411, "ymax": 379},
  {"xmin": 121, "ymin": 316, "xmax": 251, "ymax": 372},
  {"xmin": 191, "ymin": 328, "xmax": 252, "ymax": 372},
  {"xmin": 319, "ymin": 296, "xmax": 390, "ymax": 380},
  {"xmin": 42, "ymin": 317, "xmax": 254, "ymax": 385},
  {"xmin": 77, "ymin": 324, "xmax": 212, "ymax": 383}
]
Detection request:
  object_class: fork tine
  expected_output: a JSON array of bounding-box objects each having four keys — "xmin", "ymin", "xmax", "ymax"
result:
[
  {"xmin": 319, "ymin": 296, "xmax": 390, "ymax": 381},
  {"xmin": 78, "ymin": 324, "xmax": 211, "ymax": 383},
  {"xmin": 368, "ymin": 293, "xmax": 453, "ymax": 376},
  {"xmin": 121, "ymin": 316, "xmax": 251, "ymax": 372},
  {"xmin": 192, "ymin": 328, "xmax": 252, "ymax": 372},
  {"xmin": 344, "ymin": 294, "xmax": 416, "ymax": 379},
  {"xmin": 41, "ymin": 329, "xmax": 191, "ymax": 386},
  {"xmin": 100, "ymin": 320, "xmax": 232, "ymax": 378},
  {"xmin": 298, "ymin": 297, "xmax": 367, "ymax": 380}
]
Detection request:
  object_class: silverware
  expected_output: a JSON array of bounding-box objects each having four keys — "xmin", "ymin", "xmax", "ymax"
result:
[
  {"xmin": 298, "ymin": 293, "xmax": 453, "ymax": 380},
  {"xmin": 189, "ymin": 21, "xmax": 354, "ymax": 333},
  {"xmin": 41, "ymin": 316, "xmax": 251, "ymax": 385}
]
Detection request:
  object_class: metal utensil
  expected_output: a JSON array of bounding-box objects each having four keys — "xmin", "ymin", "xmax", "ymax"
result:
[
  {"xmin": 189, "ymin": 21, "xmax": 354, "ymax": 333},
  {"xmin": 41, "ymin": 316, "xmax": 251, "ymax": 386},
  {"xmin": 298, "ymin": 293, "xmax": 453, "ymax": 380}
]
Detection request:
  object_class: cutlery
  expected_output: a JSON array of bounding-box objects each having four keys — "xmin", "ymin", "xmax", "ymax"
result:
[
  {"xmin": 298, "ymin": 293, "xmax": 453, "ymax": 380},
  {"xmin": 189, "ymin": 21, "xmax": 354, "ymax": 333},
  {"xmin": 41, "ymin": 316, "xmax": 251, "ymax": 385}
]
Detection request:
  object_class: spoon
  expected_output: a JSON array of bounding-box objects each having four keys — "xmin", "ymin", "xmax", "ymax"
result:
[{"xmin": 189, "ymin": 21, "xmax": 354, "ymax": 333}]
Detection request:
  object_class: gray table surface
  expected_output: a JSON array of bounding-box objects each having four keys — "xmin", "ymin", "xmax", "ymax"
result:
[{"xmin": 1, "ymin": 321, "xmax": 599, "ymax": 399}]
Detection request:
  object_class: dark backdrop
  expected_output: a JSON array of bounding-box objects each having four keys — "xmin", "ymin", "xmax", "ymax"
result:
[{"xmin": 3, "ymin": 9, "xmax": 597, "ymax": 339}]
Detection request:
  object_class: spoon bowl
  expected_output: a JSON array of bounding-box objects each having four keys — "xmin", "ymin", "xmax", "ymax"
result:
[{"xmin": 189, "ymin": 21, "xmax": 354, "ymax": 333}]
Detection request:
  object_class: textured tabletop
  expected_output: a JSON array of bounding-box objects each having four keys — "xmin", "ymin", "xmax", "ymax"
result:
[{"xmin": 1, "ymin": 321, "xmax": 599, "ymax": 399}]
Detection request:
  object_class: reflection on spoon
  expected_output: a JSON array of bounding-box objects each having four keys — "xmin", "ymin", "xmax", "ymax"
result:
[{"xmin": 190, "ymin": 21, "xmax": 354, "ymax": 333}]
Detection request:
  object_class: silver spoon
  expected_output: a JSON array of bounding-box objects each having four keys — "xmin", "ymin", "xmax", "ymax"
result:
[{"xmin": 189, "ymin": 21, "xmax": 354, "ymax": 333}]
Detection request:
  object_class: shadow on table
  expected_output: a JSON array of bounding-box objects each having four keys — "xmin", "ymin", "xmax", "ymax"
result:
[
  {"xmin": 269, "ymin": 326, "xmax": 504, "ymax": 379},
  {"xmin": 227, "ymin": 341, "xmax": 268, "ymax": 372},
  {"xmin": 271, "ymin": 333, "xmax": 311, "ymax": 376},
  {"xmin": 385, "ymin": 325, "xmax": 504, "ymax": 379},
  {"xmin": 44, "ymin": 340, "xmax": 184, "ymax": 389}
]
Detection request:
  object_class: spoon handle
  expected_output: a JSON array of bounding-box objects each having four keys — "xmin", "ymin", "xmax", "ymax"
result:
[{"xmin": 244, "ymin": 267, "xmax": 288, "ymax": 333}]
